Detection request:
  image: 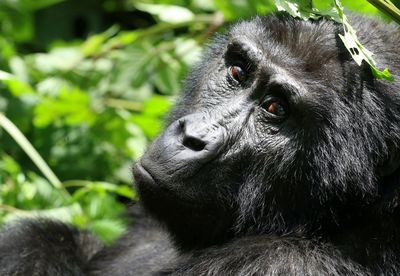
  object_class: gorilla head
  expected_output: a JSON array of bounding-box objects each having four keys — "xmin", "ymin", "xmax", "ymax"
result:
[{"xmin": 134, "ymin": 14, "xmax": 400, "ymax": 250}]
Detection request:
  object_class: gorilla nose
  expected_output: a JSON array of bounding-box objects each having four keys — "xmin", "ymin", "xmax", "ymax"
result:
[
  {"xmin": 182, "ymin": 134, "xmax": 207, "ymax": 151},
  {"xmin": 175, "ymin": 113, "xmax": 226, "ymax": 157},
  {"xmin": 180, "ymin": 116, "xmax": 211, "ymax": 152},
  {"xmin": 140, "ymin": 113, "xmax": 226, "ymax": 181}
]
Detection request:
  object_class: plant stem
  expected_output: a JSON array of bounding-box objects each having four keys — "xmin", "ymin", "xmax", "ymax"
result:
[
  {"xmin": 367, "ymin": 0, "xmax": 400, "ymax": 25},
  {"xmin": 0, "ymin": 113, "xmax": 68, "ymax": 196},
  {"xmin": 104, "ymin": 98, "xmax": 143, "ymax": 112}
]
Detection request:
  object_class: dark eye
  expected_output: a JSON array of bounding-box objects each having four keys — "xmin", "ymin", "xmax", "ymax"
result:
[
  {"xmin": 263, "ymin": 98, "xmax": 287, "ymax": 117},
  {"xmin": 228, "ymin": 65, "xmax": 246, "ymax": 83}
]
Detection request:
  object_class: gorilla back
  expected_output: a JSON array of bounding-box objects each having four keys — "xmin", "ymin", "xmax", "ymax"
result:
[{"xmin": 2, "ymin": 13, "xmax": 400, "ymax": 276}]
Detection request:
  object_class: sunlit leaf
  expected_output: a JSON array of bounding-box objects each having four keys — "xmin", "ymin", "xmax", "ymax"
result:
[
  {"xmin": 143, "ymin": 96, "xmax": 173, "ymax": 117},
  {"xmin": 9, "ymin": 56, "xmax": 29, "ymax": 83},
  {"xmin": 135, "ymin": 3, "xmax": 195, "ymax": 23},
  {"xmin": 215, "ymin": 0, "xmax": 275, "ymax": 20},
  {"xmin": 88, "ymin": 219, "xmax": 127, "ymax": 244},
  {"xmin": 81, "ymin": 25, "xmax": 119, "ymax": 57},
  {"xmin": 34, "ymin": 86, "xmax": 95, "ymax": 127},
  {"xmin": 0, "ymin": 70, "xmax": 34, "ymax": 96},
  {"xmin": 29, "ymin": 48, "xmax": 83, "ymax": 74},
  {"xmin": 2, "ymin": 204, "xmax": 81, "ymax": 224},
  {"xmin": 334, "ymin": 0, "xmax": 393, "ymax": 80}
]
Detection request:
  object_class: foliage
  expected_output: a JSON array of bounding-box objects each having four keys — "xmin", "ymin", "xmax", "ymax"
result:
[
  {"xmin": 0, "ymin": 0, "xmax": 397, "ymax": 242},
  {"xmin": 275, "ymin": 0, "xmax": 400, "ymax": 80}
]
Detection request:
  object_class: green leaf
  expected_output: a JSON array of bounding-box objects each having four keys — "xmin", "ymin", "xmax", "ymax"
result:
[
  {"xmin": 143, "ymin": 96, "xmax": 173, "ymax": 117},
  {"xmin": 0, "ymin": 70, "xmax": 34, "ymax": 96},
  {"xmin": 274, "ymin": 0, "xmax": 338, "ymax": 19},
  {"xmin": 132, "ymin": 115, "xmax": 163, "ymax": 139},
  {"xmin": 153, "ymin": 53, "xmax": 182, "ymax": 95},
  {"xmin": 81, "ymin": 25, "xmax": 119, "ymax": 57},
  {"xmin": 0, "ymin": 4, "xmax": 34, "ymax": 42},
  {"xmin": 88, "ymin": 219, "xmax": 126, "ymax": 244},
  {"xmin": 174, "ymin": 38, "xmax": 202, "ymax": 66},
  {"xmin": 340, "ymin": 0, "xmax": 380, "ymax": 15},
  {"xmin": 215, "ymin": 0, "xmax": 259, "ymax": 20},
  {"xmin": 275, "ymin": 0, "xmax": 317, "ymax": 19},
  {"xmin": 34, "ymin": 86, "xmax": 95, "ymax": 127},
  {"xmin": 125, "ymin": 123, "xmax": 147, "ymax": 160},
  {"xmin": 29, "ymin": 48, "xmax": 83, "ymax": 74},
  {"xmin": 9, "ymin": 56, "xmax": 29, "ymax": 83},
  {"xmin": 65, "ymin": 180, "xmax": 136, "ymax": 200},
  {"xmin": 135, "ymin": 3, "xmax": 195, "ymax": 23},
  {"xmin": 0, "ymin": 155, "xmax": 21, "ymax": 176},
  {"xmin": 116, "ymin": 186, "xmax": 137, "ymax": 199},
  {"xmin": 2, "ymin": 204, "xmax": 81, "ymax": 224},
  {"xmin": 334, "ymin": 0, "xmax": 393, "ymax": 80},
  {"xmin": 19, "ymin": 0, "xmax": 65, "ymax": 11}
]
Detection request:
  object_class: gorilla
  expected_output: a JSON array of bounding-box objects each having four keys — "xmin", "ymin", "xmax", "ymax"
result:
[{"xmin": 1, "ymin": 13, "xmax": 400, "ymax": 275}]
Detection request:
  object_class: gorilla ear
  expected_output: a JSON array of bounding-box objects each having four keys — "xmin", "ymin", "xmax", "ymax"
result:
[{"xmin": 378, "ymin": 147, "xmax": 400, "ymax": 177}]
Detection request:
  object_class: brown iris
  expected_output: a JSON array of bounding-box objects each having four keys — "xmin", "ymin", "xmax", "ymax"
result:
[
  {"xmin": 264, "ymin": 99, "xmax": 286, "ymax": 117},
  {"xmin": 229, "ymin": 65, "xmax": 246, "ymax": 83}
]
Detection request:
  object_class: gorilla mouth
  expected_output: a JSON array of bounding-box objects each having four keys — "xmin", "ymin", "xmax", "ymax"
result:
[
  {"xmin": 134, "ymin": 159, "xmax": 219, "ymax": 210},
  {"xmin": 133, "ymin": 162, "xmax": 156, "ymax": 187}
]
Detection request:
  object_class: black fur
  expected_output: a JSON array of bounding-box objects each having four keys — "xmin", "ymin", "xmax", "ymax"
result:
[
  {"xmin": 0, "ymin": 219, "xmax": 102, "ymax": 275},
  {"xmin": 1, "ymin": 13, "xmax": 400, "ymax": 275}
]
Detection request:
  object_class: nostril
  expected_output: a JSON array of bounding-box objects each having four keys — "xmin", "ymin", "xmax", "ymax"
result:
[{"xmin": 182, "ymin": 136, "xmax": 207, "ymax": 151}]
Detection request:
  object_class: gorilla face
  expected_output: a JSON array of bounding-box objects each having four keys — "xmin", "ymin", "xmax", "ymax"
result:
[{"xmin": 133, "ymin": 15, "xmax": 396, "ymax": 249}]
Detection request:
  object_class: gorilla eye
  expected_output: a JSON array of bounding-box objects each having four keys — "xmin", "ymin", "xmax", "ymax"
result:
[
  {"xmin": 228, "ymin": 65, "xmax": 246, "ymax": 83},
  {"xmin": 262, "ymin": 98, "xmax": 287, "ymax": 117}
]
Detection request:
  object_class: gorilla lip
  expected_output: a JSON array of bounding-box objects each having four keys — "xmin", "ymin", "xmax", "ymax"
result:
[{"xmin": 133, "ymin": 162, "xmax": 156, "ymax": 186}]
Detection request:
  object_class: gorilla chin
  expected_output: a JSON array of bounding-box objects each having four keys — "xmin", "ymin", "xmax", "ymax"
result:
[
  {"xmin": 1, "ymin": 12, "xmax": 400, "ymax": 276},
  {"xmin": 134, "ymin": 161, "xmax": 237, "ymax": 250}
]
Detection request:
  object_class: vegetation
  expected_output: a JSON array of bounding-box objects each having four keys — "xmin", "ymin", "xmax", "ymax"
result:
[{"xmin": 0, "ymin": 0, "xmax": 398, "ymax": 243}]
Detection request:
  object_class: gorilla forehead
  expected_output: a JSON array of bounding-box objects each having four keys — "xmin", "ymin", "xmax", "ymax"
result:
[{"xmin": 228, "ymin": 15, "xmax": 342, "ymax": 75}]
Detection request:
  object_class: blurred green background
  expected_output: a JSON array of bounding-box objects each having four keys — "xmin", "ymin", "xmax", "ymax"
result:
[{"xmin": 0, "ymin": 0, "xmax": 395, "ymax": 243}]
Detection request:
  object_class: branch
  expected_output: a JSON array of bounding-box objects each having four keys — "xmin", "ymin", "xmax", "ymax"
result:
[{"xmin": 367, "ymin": 0, "xmax": 400, "ymax": 25}]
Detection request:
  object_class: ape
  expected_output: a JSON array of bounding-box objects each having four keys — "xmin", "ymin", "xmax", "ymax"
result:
[{"xmin": 1, "ymin": 13, "xmax": 400, "ymax": 275}]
